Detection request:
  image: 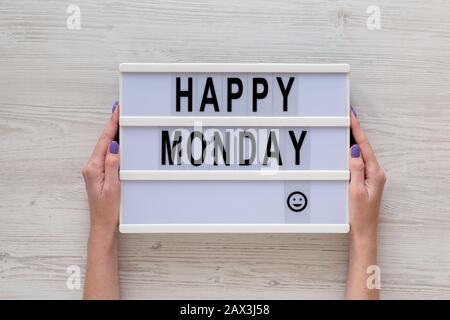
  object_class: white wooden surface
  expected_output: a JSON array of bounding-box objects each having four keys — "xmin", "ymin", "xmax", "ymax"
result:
[{"xmin": 1, "ymin": 0, "xmax": 450, "ymax": 299}]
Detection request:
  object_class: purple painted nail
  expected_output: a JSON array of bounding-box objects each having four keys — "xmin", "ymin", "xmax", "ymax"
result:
[
  {"xmin": 351, "ymin": 144, "xmax": 360, "ymax": 158},
  {"xmin": 109, "ymin": 141, "xmax": 119, "ymax": 154},
  {"xmin": 112, "ymin": 100, "xmax": 119, "ymax": 113},
  {"xmin": 351, "ymin": 106, "xmax": 358, "ymax": 118}
]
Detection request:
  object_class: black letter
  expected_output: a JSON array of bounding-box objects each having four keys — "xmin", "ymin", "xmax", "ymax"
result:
[
  {"xmin": 276, "ymin": 77, "xmax": 295, "ymax": 112},
  {"xmin": 238, "ymin": 131, "xmax": 256, "ymax": 166},
  {"xmin": 200, "ymin": 77, "xmax": 219, "ymax": 112},
  {"xmin": 213, "ymin": 131, "xmax": 230, "ymax": 166},
  {"xmin": 263, "ymin": 131, "xmax": 283, "ymax": 166},
  {"xmin": 187, "ymin": 131, "xmax": 206, "ymax": 166},
  {"xmin": 176, "ymin": 77, "xmax": 192, "ymax": 112},
  {"xmin": 289, "ymin": 130, "xmax": 307, "ymax": 165},
  {"xmin": 252, "ymin": 78, "xmax": 268, "ymax": 112},
  {"xmin": 161, "ymin": 130, "xmax": 182, "ymax": 165},
  {"xmin": 227, "ymin": 78, "xmax": 243, "ymax": 112}
]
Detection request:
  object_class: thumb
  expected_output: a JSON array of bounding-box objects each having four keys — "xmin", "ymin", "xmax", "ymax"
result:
[
  {"xmin": 349, "ymin": 144, "xmax": 365, "ymax": 191},
  {"xmin": 104, "ymin": 141, "xmax": 120, "ymax": 190}
]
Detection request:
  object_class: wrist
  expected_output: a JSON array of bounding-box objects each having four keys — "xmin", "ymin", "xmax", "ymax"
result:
[
  {"xmin": 89, "ymin": 224, "xmax": 118, "ymax": 243},
  {"xmin": 349, "ymin": 230, "xmax": 377, "ymax": 252}
]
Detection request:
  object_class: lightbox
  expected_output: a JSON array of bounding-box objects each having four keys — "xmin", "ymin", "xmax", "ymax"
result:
[{"xmin": 119, "ymin": 63, "xmax": 350, "ymax": 233}]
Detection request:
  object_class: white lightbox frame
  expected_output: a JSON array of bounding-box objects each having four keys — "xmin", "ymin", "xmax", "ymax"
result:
[{"xmin": 119, "ymin": 63, "xmax": 350, "ymax": 233}]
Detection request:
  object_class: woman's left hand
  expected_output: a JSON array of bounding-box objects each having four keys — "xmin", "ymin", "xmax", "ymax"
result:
[
  {"xmin": 82, "ymin": 103, "xmax": 120, "ymax": 234},
  {"xmin": 82, "ymin": 102, "xmax": 121, "ymax": 300}
]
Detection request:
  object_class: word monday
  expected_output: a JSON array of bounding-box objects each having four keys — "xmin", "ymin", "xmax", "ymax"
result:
[
  {"xmin": 175, "ymin": 76, "xmax": 295, "ymax": 112},
  {"xmin": 161, "ymin": 128, "xmax": 307, "ymax": 167}
]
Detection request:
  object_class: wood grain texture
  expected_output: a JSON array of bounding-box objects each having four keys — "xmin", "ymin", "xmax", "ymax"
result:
[{"xmin": 1, "ymin": 0, "xmax": 450, "ymax": 299}]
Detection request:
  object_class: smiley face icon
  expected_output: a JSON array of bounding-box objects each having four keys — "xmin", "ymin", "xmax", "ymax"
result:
[{"xmin": 287, "ymin": 191, "xmax": 308, "ymax": 212}]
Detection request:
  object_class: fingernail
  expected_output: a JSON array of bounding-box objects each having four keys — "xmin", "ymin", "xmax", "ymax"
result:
[
  {"xmin": 351, "ymin": 144, "xmax": 360, "ymax": 158},
  {"xmin": 109, "ymin": 141, "xmax": 119, "ymax": 154},
  {"xmin": 351, "ymin": 106, "xmax": 358, "ymax": 118},
  {"xmin": 112, "ymin": 100, "xmax": 118, "ymax": 113}
]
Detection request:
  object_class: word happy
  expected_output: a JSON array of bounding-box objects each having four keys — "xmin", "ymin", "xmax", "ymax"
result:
[
  {"xmin": 161, "ymin": 128, "xmax": 307, "ymax": 167},
  {"xmin": 176, "ymin": 76, "xmax": 295, "ymax": 112}
]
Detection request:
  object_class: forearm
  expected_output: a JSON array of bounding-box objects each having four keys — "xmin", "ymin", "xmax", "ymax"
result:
[
  {"xmin": 83, "ymin": 226, "xmax": 120, "ymax": 300},
  {"xmin": 345, "ymin": 233, "xmax": 379, "ymax": 300}
]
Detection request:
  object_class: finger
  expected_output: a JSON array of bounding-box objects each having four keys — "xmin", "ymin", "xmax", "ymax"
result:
[
  {"xmin": 349, "ymin": 144, "xmax": 366, "ymax": 190},
  {"xmin": 350, "ymin": 109, "xmax": 380, "ymax": 173},
  {"xmin": 90, "ymin": 101, "xmax": 120, "ymax": 166},
  {"xmin": 104, "ymin": 141, "xmax": 120, "ymax": 191}
]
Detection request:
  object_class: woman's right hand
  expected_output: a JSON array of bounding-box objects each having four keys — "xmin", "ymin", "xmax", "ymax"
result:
[
  {"xmin": 348, "ymin": 109, "xmax": 386, "ymax": 242},
  {"xmin": 346, "ymin": 107, "xmax": 386, "ymax": 300}
]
